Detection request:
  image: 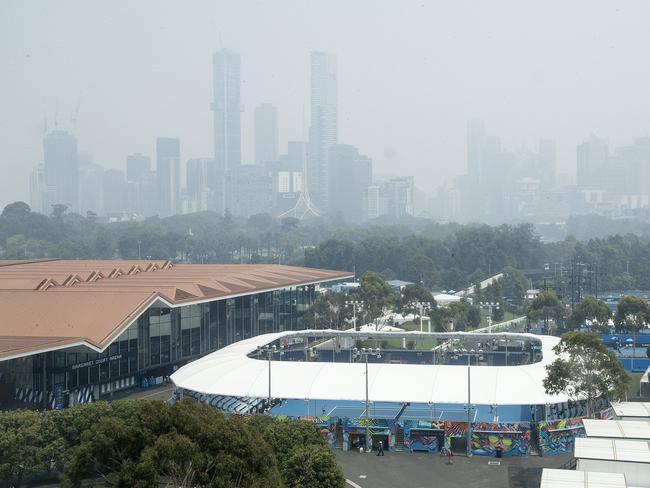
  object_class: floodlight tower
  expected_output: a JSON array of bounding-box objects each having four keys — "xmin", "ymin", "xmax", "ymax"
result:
[
  {"xmin": 346, "ymin": 300, "xmax": 364, "ymax": 331},
  {"xmin": 480, "ymin": 302, "xmax": 500, "ymax": 333},
  {"xmin": 259, "ymin": 344, "xmax": 284, "ymax": 412},
  {"xmin": 411, "ymin": 301, "xmax": 432, "ymax": 332},
  {"xmin": 352, "ymin": 347, "xmax": 381, "ymax": 452}
]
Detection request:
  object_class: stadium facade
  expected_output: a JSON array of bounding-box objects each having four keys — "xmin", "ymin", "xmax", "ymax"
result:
[
  {"xmin": 0, "ymin": 259, "xmax": 352, "ymax": 409},
  {"xmin": 171, "ymin": 330, "xmax": 614, "ymax": 457}
]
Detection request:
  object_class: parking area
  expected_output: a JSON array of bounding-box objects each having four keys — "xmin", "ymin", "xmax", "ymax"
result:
[{"xmin": 336, "ymin": 451, "xmax": 572, "ymax": 488}]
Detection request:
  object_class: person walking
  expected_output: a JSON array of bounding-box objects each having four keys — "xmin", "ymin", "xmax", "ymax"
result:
[{"xmin": 376, "ymin": 440, "xmax": 383, "ymax": 456}]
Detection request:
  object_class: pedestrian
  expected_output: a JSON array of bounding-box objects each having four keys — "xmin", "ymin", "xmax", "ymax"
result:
[{"xmin": 377, "ymin": 440, "xmax": 385, "ymax": 456}]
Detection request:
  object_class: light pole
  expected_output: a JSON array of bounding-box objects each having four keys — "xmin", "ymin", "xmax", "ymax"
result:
[
  {"xmin": 411, "ymin": 301, "xmax": 432, "ymax": 332},
  {"xmin": 466, "ymin": 350, "xmax": 473, "ymax": 457},
  {"xmin": 346, "ymin": 300, "xmax": 364, "ymax": 331},
  {"xmin": 259, "ymin": 344, "xmax": 284, "ymax": 412},
  {"xmin": 480, "ymin": 302, "xmax": 500, "ymax": 333},
  {"xmin": 352, "ymin": 347, "xmax": 381, "ymax": 452}
]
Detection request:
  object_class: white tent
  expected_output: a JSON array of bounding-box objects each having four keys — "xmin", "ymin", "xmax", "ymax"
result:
[{"xmin": 171, "ymin": 330, "xmax": 570, "ymax": 406}]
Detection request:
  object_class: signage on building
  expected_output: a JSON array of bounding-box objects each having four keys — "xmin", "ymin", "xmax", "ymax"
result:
[
  {"xmin": 54, "ymin": 383, "xmax": 65, "ymax": 410},
  {"xmin": 70, "ymin": 353, "xmax": 123, "ymax": 371}
]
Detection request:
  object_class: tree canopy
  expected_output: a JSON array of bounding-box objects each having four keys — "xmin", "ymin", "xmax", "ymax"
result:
[
  {"xmin": 543, "ymin": 332, "xmax": 630, "ymax": 418},
  {"xmin": 568, "ymin": 296, "xmax": 612, "ymax": 332}
]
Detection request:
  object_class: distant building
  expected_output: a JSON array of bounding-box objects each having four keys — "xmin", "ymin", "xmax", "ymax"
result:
[
  {"xmin": 309, "ymin": 51, "xmax": 338, "ymax": 211},
  {"xmin": 103, "ymin": 169, "xmax": 128, "ymax": 215},
  {"xmin": 539, "ymin": 139, "xmax": 556, "ymax": 188},
  {"xmin": 328, "ymin": 144, "xmax": 372, "ymax": 222},
  {"xmin": 29, "ymin": 164, "xmax": 47, "ymax": 214},
  {"xmin": 186, "ymin": 158, "xmax": 216, "ymax": 213},
  {"xmin": 577, "ymin": 137, "xmax": 608, "ymax": 189},
  {"xmin": 156, "ymin": 138, "xmax": 181, "ymax": 217},
  {"xmin": 229, "ymin": 164, "xmax": 274, "ymax": 217},
  {"xmin": 254, "ymin": 103, "xmax": 278, "ymax": 164},
  {"xmin": 212, "ymin": 49, "xmax": 241, "ymax": 171},
  {"xmin": 126, "ymin": 153, "xmax": 151, "ymax": 184},
  {"xmin": 43, "ymin": 130, "xmax": 79, "ymax": 212},
  {"xmin": 384, "ymin": 177, "xmax": 415, "ymax": 218},
  {"xmin": 78, "ymin": 154, "xmax": 104, "ymax": 215}
]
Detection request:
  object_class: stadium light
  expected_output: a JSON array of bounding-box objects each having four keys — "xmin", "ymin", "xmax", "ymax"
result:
[
  {"xmin": 346, "ymin": 300, "xmax": 364, "ymax": 331},
  {"xmin": 410, "ymin": 301, "xmax": 432, "ymax": 332},
  {"xmin": 352, "ymin": 346, "xmax": 381, "ymax": 452},
  {"xmin": 480, "ymin": 302, "xmax": 500, "ymax": 333},
  {"xmin": 259, "ymin": 344, "xmax": 284, "ymax": 413}
]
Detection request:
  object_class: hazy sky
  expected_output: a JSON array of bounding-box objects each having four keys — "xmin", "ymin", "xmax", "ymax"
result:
[{"xmin": 1, "ymin": 0, "xmax": 650, "ymax": 210}]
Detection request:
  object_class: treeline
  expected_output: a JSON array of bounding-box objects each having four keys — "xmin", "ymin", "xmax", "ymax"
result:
[
  {"xmin": 5, "ymin": 201, "xmax": 650, "ymax": 291},
  {"xmin": 0, "ymin": 399, "xmax": 344, "ymax": 488}
]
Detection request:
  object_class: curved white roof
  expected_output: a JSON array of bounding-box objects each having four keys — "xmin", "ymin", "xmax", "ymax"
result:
[{"xmin": 170, "ymin": 330, "xmax": 571, "ymax": 406}]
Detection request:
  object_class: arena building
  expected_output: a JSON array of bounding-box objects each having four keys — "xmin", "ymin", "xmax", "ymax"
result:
[
  {"xmin": 171, "ymin": 329, "xmax": 613, "ymax": 457},
  {"xmin": 0, "ymin": 259, "xmax": 351, "ymax": 409}
]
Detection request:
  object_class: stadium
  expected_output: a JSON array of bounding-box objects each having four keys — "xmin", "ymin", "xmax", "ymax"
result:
[{"xmin": 171, "ymin": 329, "xmax": 612, "ymax": 457}]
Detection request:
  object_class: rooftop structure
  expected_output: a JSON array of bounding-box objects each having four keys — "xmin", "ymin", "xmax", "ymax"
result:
[
  {"xmin": 540, "ymin": 469, "xmax": 626, "ymax": 488},
  {"xmin": 574, "ymin": 438, "xmax": 650, "ymax": 464},
  {"xmin": 583, "ymin": 419, "xmax": 650, "ymax": 442},
  {"xmin": 611, "ymin": 402, "xmax": 650, "ymax": 420},
  {"xmin": 0, "ymin": 260, "xmax": 352, "ymax": 409},
  {"xmin": 0, "ymin": 260, "xmax": 350, "ymax": 361},
  {"xmin": 171, "ymin": 329, "xmax": 567, "ymax": 406}
]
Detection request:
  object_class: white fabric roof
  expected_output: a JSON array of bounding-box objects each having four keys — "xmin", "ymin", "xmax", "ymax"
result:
[
  {"xmin": 540, "ymin": 469, "xmax": 626, "ymax": 488},
  {"xmin": 575, "ymin": 438, "xmax": 650, "ymax": 463},
  {"xmin": 583, "ymin": 419, "xmax": 650, "ymax": 440},
  {"xmin": 611, "ymin": 402, "xmax": 650, "ymax": 418},
  {"xmin": 171, "ymin": 330, "xmax": 571, "ymax": 406}
]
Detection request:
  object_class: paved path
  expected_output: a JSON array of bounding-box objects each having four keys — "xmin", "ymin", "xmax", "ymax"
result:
[{"xmin": 336, "ymin": 451, "xmax": 572, "ymax": 488}]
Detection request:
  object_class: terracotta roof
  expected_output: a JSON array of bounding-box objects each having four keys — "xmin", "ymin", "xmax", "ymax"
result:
[{"xmin": 0, "ymin": 260, "xmax": 352, "ymax": 360}]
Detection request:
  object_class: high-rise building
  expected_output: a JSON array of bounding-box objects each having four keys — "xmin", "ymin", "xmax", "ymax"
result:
[
  {"xmin": 308, "ymin": 51, "xmax": 338, "ymax": 211},
  {"xmin": 156, "ymin": 138, "xmax": 181, "ymax": 217},
  {"xmin": 328, "ymin": 144, "xmax": 372, "ymax": 223},
  {"xmin": 384, "ymin": 177, "xmax": 415, "ymax": 218},
  {"xmin": 78, "ymin": 154, "xmax": 104, "ymax": 215},
  {"xmin": 43, "ymin": 130, "xmax": 79, "ymax": 212},
  {"xmin": 212, "ymin": 49, "xmax": 241, "ymax": 171},
  {"xmin": 539, "ymin": 139, "xmax": 557, "ymax": 188},
  {"xmin": 126, "ymin": 153, "xmax": 151, "ymax": 183},
  {"xmin": 229, "ymin": 165, "xmax": 274, "ymax": 217},
  {"xmin": 577, "ymin": 137, "xmax": 608, "ymax": 189},
  {"xmin": 255, "ymin": 103, "xmax": 278, "ymax": 164},
  {"xmin": 103, "ymin": 169, "xmax": 128, "ymax": 216},
  {"xmin": 467, "ymin": 119, "xmax": 485, "ymax": 181},
  {"xmin": 29, "ymin": 164, "xmax": 47, "ymax": 214},
  {"xmin": 186, "ymin": 158, "xmax": 216, "ymax": 212}
]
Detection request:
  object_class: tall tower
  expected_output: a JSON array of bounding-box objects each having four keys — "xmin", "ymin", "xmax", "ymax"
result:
[
  {"xmin": 156, "ymin": 137, "xmax": 181, "ymax": 217},
  {"xmin": 43, "ymin": 130, "xmax": 79, "ymax": 212},
  {"xmin": 255, "ymin": 103, "xmax": 278, "ymax": 163},
  {"xmin": 308, "ymin": 51, "xmax": 338, "ymax": 211},
  {"xmin": 466, "ymin": 119, "xmax": 485, "ymax": 182},
  {"xmin": 212, "ymin": 49, "xmax": 241, "ymax": 171}
]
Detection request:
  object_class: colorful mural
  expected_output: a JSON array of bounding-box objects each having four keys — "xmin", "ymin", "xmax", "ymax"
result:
[
  {"xmin": 471, "ymin": 422, "xmax": 531, "ymax": 457},
  {"xmin": 538, "ymin": 418, "xmax": 585, "ymax": 456},
  {"xmin": 443, "ymin": 421, "xmax": 468, "ymax": 450},
  {"xmin": 403, "ymin": 420, "xmax": 444, "ymax": 452}
]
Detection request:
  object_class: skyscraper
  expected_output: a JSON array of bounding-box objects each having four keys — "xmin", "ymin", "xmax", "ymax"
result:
[
  {"xmin": 212, "ymin": 49, "xmax": 241, "ymax": 171},
  {"xmin": 577, "ymin": 137, "xmax": 608, "ymax": 189},
  {"xmin": 126, "ymin": 153, "xmax": 151, "ymax": 184},
  {"xmin": 466, "ymin": 119, "xmax": 485, "ymax": 182},
  {"xmin": 156, "ymin": 138, "xmax": 181, "ymax": 217},
  {"xmin": 78, "ymin": 154, "xmax": 104, "ymax": 215},
  {"xmin": 254, "ymin": 103, "xmax": 279, "ymax": 164},
  {"xmin": 43, "ymin": 130, "xmax": 79, "ymax": 212},
  {"xmin": 328, "ymin": 144, "xmax": 372, "ymax": 223},
  {"xmin": 186, "ymin": 158, "xmax": 216, "ymax": 212},
  {"xmin": 539, "ymin": 139, "xmax": 557, "ymax": 188},
  {"xmin": 308, "ymin": 51, "xmax": 338, "ymax": 211}
]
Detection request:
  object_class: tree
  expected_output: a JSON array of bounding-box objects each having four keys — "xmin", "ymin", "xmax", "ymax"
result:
[
  {"xmin": 1, "ymin": 201, "xmax": 31, "ymax": 218},
  {"xmin": 543, "ymin": 332, "xmax": 630, "ymax": 418},
  {"xmin": 282, "ymin": 445, "xmax": 345, "ymax": 488},
  {"xmin": 526, "ymin": 291, "xmax": 566, "ymax": 334},
  {"xmin": 615, "ymin": 295, "xmax": 650, "ymax": 332},
  {"xmin": 568, "ymin": 296, "xmax": 612, "ymax": 332},
  {"xmin": 397, "ymin": 284, "xmax": 435, "ymax": 316},
  {"xmin": 351, "ymin": 272, "xmax": 396, "ymax": 323}
]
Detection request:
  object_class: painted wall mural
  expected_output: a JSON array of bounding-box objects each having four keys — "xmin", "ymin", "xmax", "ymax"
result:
[
  {"xmin": 471, "ymin": 422, "xmax": 531, "ymax": 457},
  {"xmin": 538, "ymin": 418, "xmax": 585, "ymax": 456},
  {"xmin": 403, "ymin": 420, "xmax": 444, "ymax": 452}
]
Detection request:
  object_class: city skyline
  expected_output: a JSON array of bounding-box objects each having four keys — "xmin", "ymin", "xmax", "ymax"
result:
[{"xmin": 2, "ymin": 1, "xmax": 650, "ymax": 210}]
